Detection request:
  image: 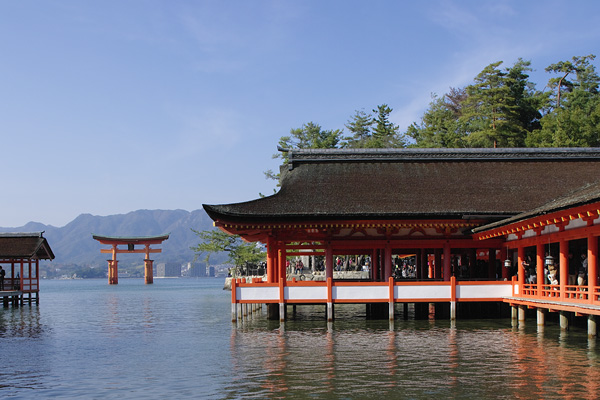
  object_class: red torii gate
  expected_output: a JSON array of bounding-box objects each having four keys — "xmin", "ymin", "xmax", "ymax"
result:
[{"xmin": 92, "ymin": 234, "xmax": 169, "ymax": 284}]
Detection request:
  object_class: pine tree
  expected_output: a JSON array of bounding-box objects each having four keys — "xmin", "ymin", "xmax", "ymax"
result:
[
  {"xmin": 461, "ymin": 61, "xmax": 524, "ymax": 147},
  {"xmin": 369, "ymin": 104, "xmax": 405, "ymax": 147},
  {"xmin": 528, "ymin": 55, "xmax": 600, "ymax": 147},
  {"xmin": 343, "ymin": 109, "xmax": 373, "ymax": 148}
]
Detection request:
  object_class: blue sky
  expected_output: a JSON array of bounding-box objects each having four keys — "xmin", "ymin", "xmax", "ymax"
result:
[{"xmin": 2, "ymin": 0, "xmax": 600, "ymax": 227}]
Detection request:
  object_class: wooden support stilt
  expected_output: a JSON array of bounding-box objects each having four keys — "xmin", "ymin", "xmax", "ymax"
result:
[
  {"xmin": 537, "ymin": 308, "xmax": 545, "ymax": 326},
  {"xmin": 560, "ymin": 311, "xmax": 569, "ymax": 330},
  {"xmin": 518, "ymin": 305, "xmax": 526, "ymax": 322},
  {"xmin": 588, "ymin": 315, "xmax": 597, "ymax": 338},
  {"xmin": 279, "ymin": 302, "xmax": 285, "ymax": 323}
]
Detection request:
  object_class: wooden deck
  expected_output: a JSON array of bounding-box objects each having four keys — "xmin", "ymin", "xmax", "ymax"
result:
[
  {"xmin": 231, "ymin": 276, "xmax": 513, "ymax": 322},
  {"xmin": 1, "ymin": 289, "xmax": 38, "ymax": 307},
  {"xmin": 231, "ymin": 276, "xmax": 600, "ymax": 335},
  {"xmin": 2, "ymin": 290, "xmax": 23, "ymax": 307}
]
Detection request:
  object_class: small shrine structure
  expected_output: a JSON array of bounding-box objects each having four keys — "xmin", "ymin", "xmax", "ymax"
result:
[
  {"xmin": 0, "ymin": 232, "xmax": 55, "ymax": 305},
  {"xmin": 92, "ymin": 234, "xmax": 169, "ymax": 284}
]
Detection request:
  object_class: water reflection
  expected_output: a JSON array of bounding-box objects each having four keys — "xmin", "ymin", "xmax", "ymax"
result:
[
  {"xmin": 0, "ymin": 305, "xmax": 51, "ymax": 393},
  {"xmin": 228, "ymin": 316, "xmax": 600, "ymax": 399},
  {"xmin": 0, "ymin": 305, "xmax": 45, "ymax": 338},
  {"xmin": 3, "ymin": 280, "xmax": 600, "ymax": 399}
]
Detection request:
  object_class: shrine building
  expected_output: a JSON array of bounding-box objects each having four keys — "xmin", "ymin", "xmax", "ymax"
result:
[
  {"xmin": 204, "ymin": 147, "xmax": 600, "ymax": 330},
  {"xmin": 0, "ymin": 232, "xmax": 54, "ymax": 306}
]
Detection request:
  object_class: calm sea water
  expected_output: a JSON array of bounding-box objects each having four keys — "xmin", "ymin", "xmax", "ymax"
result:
[{"xmin": 1, "ymin": 278, "xmax": 599, "ymax": 399}]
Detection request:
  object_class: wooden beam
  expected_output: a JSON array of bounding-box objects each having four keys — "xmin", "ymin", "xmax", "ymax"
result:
[{"xmin": 100, "ymin": 249, "xmax": 162, "ymax": 254}]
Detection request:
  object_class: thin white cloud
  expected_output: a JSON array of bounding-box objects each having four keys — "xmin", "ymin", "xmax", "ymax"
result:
[{"xmin": 164, "ymin": 106, "xmax": 243, "ymax": 161}]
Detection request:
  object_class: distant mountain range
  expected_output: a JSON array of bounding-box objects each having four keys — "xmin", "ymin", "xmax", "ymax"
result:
[{"xmin": 0, "ymin": 209, "xmax": 220, "ymax": 268}]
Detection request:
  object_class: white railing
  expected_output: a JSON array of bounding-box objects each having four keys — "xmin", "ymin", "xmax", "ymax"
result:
[{"xmin": 231, "ymin": 277, "xmax": 512, "ymax": 304}]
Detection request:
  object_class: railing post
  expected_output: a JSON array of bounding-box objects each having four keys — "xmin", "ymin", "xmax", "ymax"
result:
[
  {"xmin": 231, "ymin": 278, "xmax": 237, "ymax": 322},
  {"xmin": 450, "ymin": 276, "xmax": 456, "ymax": 320},
  {"xmin": 327, "ymin": 277, "xmax": 333, "ymax": 322},
  {"xmin": 279, "ymin": 277, "xmax": 285, "ymax": 323},
  {"xmin": 388, "ymin": 276, "xmax": 395, "ymax": 321}
]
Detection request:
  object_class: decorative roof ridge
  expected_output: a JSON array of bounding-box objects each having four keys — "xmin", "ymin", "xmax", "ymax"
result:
[
  {"xmin": 92, "ymin": 233, "xmax": 170, "ymax": 241},
  {"xmin": 0, "ymin": 232, "xmax": 45, "ymax": 238},
  {"xmin": 284, "ymin": 147, "xmax": 600, "ymax": 167}
]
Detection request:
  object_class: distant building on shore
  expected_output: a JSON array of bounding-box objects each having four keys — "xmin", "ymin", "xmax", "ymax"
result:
[
  {"xmin": 156, "ymin": 262, "xmax": 181, "ymax": 277},
  {"xmin": 185, "ymin": 262, "xmax": 207, "ymax": 277}
]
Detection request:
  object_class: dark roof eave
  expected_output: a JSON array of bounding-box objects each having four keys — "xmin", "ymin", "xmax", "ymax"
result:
[
  {"xmin": 474, "ymin": 183, "xmax": 600, "ymax": 233},
  {"xmin": 473, "ymin": 199, "xmax": 596, "ymax": 233},
  {"xmin": 204, "ymin": 205, "xmax": 515, "ymax": 224}
]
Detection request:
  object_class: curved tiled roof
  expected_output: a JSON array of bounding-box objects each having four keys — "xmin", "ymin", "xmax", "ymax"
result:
[
  {"xmin": 0, "ymin": 232, "xmax": 55, "ymax": 260},
  {"xmin": 92, "ymin": 234, "xmax": 170, "ymax": 243},
  {"xmin": 204, "ymin": 148, "xmax": 600, "ymax": 224}
]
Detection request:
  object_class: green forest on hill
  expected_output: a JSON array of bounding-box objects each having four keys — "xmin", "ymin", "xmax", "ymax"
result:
[{"xmin": 274, "ymin": 54, "xmax": 600, "ymax": 156}]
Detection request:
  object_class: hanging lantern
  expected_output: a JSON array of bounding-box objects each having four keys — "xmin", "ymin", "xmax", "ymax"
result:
[
  {"xmin": 544, "ymin": 255, "xmax": 555, "ymax": 267},
  {"xmin": 504, "ymin": 258, "xmax": 511, "ymax": 268}
]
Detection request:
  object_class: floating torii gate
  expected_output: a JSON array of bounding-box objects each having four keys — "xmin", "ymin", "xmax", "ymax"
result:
[{"xmin": 92, "ymin": 234, "xmax": 169, "ymax": 284}]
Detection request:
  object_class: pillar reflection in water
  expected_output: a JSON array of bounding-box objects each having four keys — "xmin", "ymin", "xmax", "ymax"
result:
[{"xmin": 261, "ymin": 327, "xmax": 288, "ymax": 395}]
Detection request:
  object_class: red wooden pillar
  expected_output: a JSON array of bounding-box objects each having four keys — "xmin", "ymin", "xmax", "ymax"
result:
[
  {"xmin": 443, "ymin": 242, "xmax": 451, "ymax": 281},
  {"xmin": 419, "ymin": 249, "xmax": 427, "ymax": 279},
  {"xmin": 35, "ymin": 259, "xmax": 39, "ymax": 291},
  {"xmin": 278, "ymin": 242, "xmax": 286, "ymax": 284},
  {"xmin": 20, "ymin": 260, "xmax": 24, "ymax": 290},
  {"xmin": 144, "ymin": 259, "xmax": 154, "ymax": 284},
  {"xmin": 326, "ymin": 243, "xmax": 333, "ymax": 280},
  {"xmin": 372, "ymin": 249, "xmax": 379, "ymax": 281},
  {"xmin": 144, "ymin": 244, "xmax": 153, "ymax": 284},
  {"xmin": 588, "ymin": 235, "xmax": 597, "ymax": 295},
  {"xmin": 10, "ymin": 261, "xmax": 15, "ymax": 288},
  {"xmin": 536, "ymin": 242, "xmax": 544, "ymax": 295},
  {"xmin": 266, "ymin": 236, "xmax": 276, "ymax": 283},
  {"xmin": 517, "ymin": 246, "xmax": 525, "ymax": 290},
  {"xmin": 559, "ymin": 239, "xmax": 568, "ymax": 299},
  {"xmin": 500, "ymin": 247, "xmax": 509, "ymax": 280},
  {"xmin": 384, "ymin": 243, "xmax": 392, "ymax": 281},
  {"xmin": 109, "ymin": 245, "xmax": 118, "ymax": 285}
]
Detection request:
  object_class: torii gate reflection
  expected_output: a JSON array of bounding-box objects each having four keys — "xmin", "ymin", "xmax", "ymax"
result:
[{"xmin": 92, "ymin": 234, "xmax": 170, "ymax": 284}]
